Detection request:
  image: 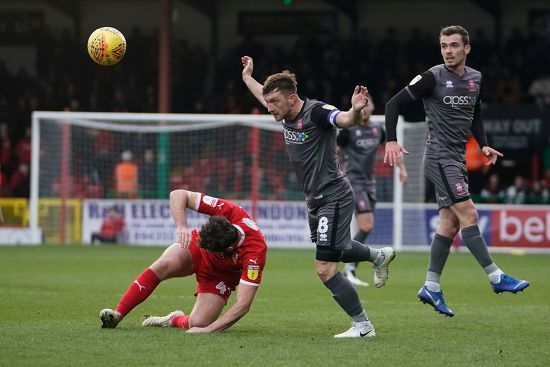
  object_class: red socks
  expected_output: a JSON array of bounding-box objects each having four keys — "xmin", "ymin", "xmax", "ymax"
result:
[
  {"xmin": 115, "ymin": 268, "xmax": 160, "ymax": 317},
  {"xmin": 172, "ymin": 315, "xmax": 190, "ymax": 329}
]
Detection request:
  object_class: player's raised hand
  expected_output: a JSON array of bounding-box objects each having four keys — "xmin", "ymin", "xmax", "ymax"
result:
[
  {"xmin": 176, "ymin": 225, "xmax": 193, "ymax": 249},
  {"xmin": 351, "ymin": 85, "xmax": 369, "ymax": 112},
  {"xmin": 241, "ymin": 56, "xmax": 254, "ymax": 77},
  {"xmin": 384, "ymin": 141, "xmax": 409, "ymax": 167},
  {"xmin": 482, "ymin": 146, "xmax": 503, "ymax": 165}
]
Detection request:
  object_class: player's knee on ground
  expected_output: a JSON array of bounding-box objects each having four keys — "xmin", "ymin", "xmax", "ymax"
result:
[{"xmin": 189, "ymin": 315, "xmax": 216, "ymax": 328}]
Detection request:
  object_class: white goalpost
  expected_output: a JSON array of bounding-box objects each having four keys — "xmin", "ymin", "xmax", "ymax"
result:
[{"xmin": 393, "ymin": 119, "xmax": 430, "ymax": 250}]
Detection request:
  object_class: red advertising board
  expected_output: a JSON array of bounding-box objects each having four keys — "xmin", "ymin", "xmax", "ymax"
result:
[{"xmin": 491, "ymin": 209, "xmax": 550, "ymax": 247}]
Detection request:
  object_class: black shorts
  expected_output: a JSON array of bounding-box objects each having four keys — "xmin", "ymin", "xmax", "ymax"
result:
[
  {"xmin": 349, "ymin": 183, "xmax": 376, "ymax": 214},
  {"xmin": 307, "ymin": 190, "xmax": 354, "ymax": 262},
  {"xmin": 424, "ymin": 156, "xmax": 471, "ymax": 209}
]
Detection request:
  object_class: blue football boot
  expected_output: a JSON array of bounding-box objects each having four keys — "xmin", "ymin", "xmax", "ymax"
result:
[
  {"xmin": 491, "ymin": 274, "xmax": 529, "ymax": 294},
  {"xmin": 418, "ymin": 286, "xmax": 454, "ymax": 317}
]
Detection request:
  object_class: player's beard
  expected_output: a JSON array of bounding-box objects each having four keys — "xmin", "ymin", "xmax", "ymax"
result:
[{"xmin": 445, "ymin": 53, "xmax": 465, "ymax": 70}]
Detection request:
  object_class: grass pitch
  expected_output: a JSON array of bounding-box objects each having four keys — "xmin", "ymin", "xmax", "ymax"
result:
[{"xmin": 0, "ymin": 246, "xmax": 548, "ymax": 367}]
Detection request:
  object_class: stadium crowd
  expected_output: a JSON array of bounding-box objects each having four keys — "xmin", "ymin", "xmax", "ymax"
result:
[{"xmin": 0, "ymin": 23, "xmax": 549, "ymax": 202}]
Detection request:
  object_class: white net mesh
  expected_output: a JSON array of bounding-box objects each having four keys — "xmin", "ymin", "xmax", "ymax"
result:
[
  {"xmin": 31, "ymin": 112, "xmax": 304, "ymax": 244},
  {"xmin": 396, "ymin": 120, "xmax": 430, "ymax": 248}
]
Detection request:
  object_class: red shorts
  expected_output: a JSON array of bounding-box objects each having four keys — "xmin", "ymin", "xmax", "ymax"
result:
[
  {"xmin": 189, "ymin": 243, "xmax": 239, "ymax": 303},
  {"xmin": 194, "ymin": 279, "xmax": 233, "ymax": 304}
]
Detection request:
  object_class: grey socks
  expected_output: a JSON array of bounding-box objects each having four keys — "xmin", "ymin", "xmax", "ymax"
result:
[{"xmin": 324, "ymin": 271, "xmax": 367, "ymax": 322}]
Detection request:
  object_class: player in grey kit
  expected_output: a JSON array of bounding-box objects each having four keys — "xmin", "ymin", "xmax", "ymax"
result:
[
  {"xmin": 384, "ymin": 25, "xmax": 529, "ymax": 317},
  {"xmin": 337, "ymin": 97, "xmax": 408, "ymax": 287},
  {"xmin": 242, "ymin": 55, "xmax": 396, "ymax": 338}
]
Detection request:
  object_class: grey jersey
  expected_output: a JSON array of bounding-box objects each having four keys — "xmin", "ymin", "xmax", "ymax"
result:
[
  {"xmin": 407, "ymin": 64, "xmax": 482, "ymax": 161},
  {"xmin": 282, "ymin": 98, "xmax": 351, "ymax": 204},
  {"xmin": 336, "ymin": 121, "xmax": 384, "ymax": 188}
]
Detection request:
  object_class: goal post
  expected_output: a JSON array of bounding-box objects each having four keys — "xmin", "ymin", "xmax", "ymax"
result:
[
  {"xmin": 30, "ymin": 111, "xmax": 420, "ymax": 247},
  {"xmin": 30, "ymin": 111, "xmax": 296, "ymax": 244},
  {"xmin": 393, "ymin": 119, "xmax": 430, "ymax": 250}
]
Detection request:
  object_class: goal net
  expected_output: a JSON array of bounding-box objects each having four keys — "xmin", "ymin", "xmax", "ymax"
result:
[
  {"xmin": 30, "ymin": 111, "xmax": 419, "ymax": 247},
  {"xmin": 30, "ymin": 112, "xmax": 304, "ymax": 244},
  {"xmin": 393, "ymin": 120, "xmax": 431, "ymax": 249}
]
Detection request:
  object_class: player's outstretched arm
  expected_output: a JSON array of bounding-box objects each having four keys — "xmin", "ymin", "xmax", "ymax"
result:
[
  {"xmin": 241, "ymin": 56, "xmax": 267, "ymax": 108},
  {"xmin": 187, "ymin": 284, "xmax": 258, "ymax": 333},
  {"xmin": 334, "ymin": 85, "xmax": 369, "ymax": 128},
  {"xmin": 169, "ymin": 189, "xmax": 201, "ymax": 248}
]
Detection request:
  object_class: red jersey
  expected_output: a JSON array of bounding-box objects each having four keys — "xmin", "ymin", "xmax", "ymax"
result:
[
  {"xmin": 188, "ymin": 194, "xmax": 267, "ymax": 294},
  {"xmin": 100, "ymin": 215, "xmax": 125, "ymax": 238}
]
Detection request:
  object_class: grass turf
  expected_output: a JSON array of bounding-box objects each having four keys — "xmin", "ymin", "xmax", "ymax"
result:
[{"xmin": 0, "ymin": 246, "xmax": 548, "ymax": 366}]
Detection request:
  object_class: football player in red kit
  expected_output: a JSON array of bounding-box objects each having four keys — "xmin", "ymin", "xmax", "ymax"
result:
[{"xmin": 99, "ymin": 189, "xmax": 267, "ymax": 333}]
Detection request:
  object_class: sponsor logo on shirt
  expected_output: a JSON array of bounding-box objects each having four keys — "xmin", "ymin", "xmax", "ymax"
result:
[
  {"xmin": 445, "ymin": 80, "xmax": 454, "ymax": 88},
  {"xmin": 247, "ymin": 265, "xmax": 260, "ymax": 280},
  {"xmin": 202, "ymin": 195, "xmax": 219, "ymax": 207},
  {"xmin": 356, "ymin": 138, "xmax": 378, "ymax": 148},
  {"xmin": 284, "ymin": 128, "xmax": 309, "ymax": 143},
  {"xmin": 442, "ymin": 95, "xmax": 477, "ymax": 108},
  {"xmin": 242, "ymin": 218, "xmax": 259, "ymax": 231},
  {"xmin": 322, "ymin": 104, "xmax": 337, "ymax": 110}
]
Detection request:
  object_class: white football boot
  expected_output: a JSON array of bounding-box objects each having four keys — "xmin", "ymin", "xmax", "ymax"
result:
[
  {"xmin": 343, "ymin": 268, "xmax": 370, "ymax": 288},
  {"xmin": 334, "ymin": 321, "xmax": 376, "ymax": 338},
  {"xmin": 100, "ymin": 309, "xmax": 122, "ymax": 329},
  {"xmin": 373, "ymin": 247, "xmax": 396, "ymax": 288},
  {"xmin": 142, "ymin": 310, "xmax": 185, "ymax": 327}
]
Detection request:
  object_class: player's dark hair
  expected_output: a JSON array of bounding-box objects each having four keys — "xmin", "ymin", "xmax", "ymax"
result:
[
  {"xmin": 198, "ymin": 216, "xmax": 239, "ymax": 252},
  {"xmin": 440, "ymin": 25, "xmax": 470, "ymax": 45},
  {"xmin": 263, "ymin": 70, "xmax": 297, "ymax": 96}
]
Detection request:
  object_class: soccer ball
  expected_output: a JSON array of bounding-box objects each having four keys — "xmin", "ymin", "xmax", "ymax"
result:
[{"xmin": 87, "ymin": 27, "xmax": 126, "ymax": 66}]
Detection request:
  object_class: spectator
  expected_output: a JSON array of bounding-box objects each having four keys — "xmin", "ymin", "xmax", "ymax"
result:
[
  {"xmin": 139, "ymin": 149, "xmax": 156, "ymax": 198},
  {"xmin": 0, "ymin": 122, "xmax": 13, "ymax": 175},
  {"xmin": 91, "ymin": 206, "xmax": 126, "ymax": 244},
  {"xmin": 0, "ymin": 168, "xmax": 8, "ymax": 196},
  {"xmin": 505, "ymin": 175, "xmax": 529, "ymax": 204},
  {"xmin": 14, "ymin": 126, "xmax": 31, "ymax": 165},
  {"xmin": 480, "ymin": 173, "xmax": 505, "ymax": 203},
  {"xmin": 527, "ymin": 180, "xmax": 549, "ymax": 204},
  {"xmin": 528, "ymin": 72, "xmax": 550, "ymax": 107},
  {"xmin": 93, "ymin": 129, "xmax": 116, "ymax": 187},
  {"xmin": 115, "ymin": 150, "xmax": 138, "ymax": 198},
  {"xmin": 9, "ymin": 163, "xmax": 30, "ymax": 197}
]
